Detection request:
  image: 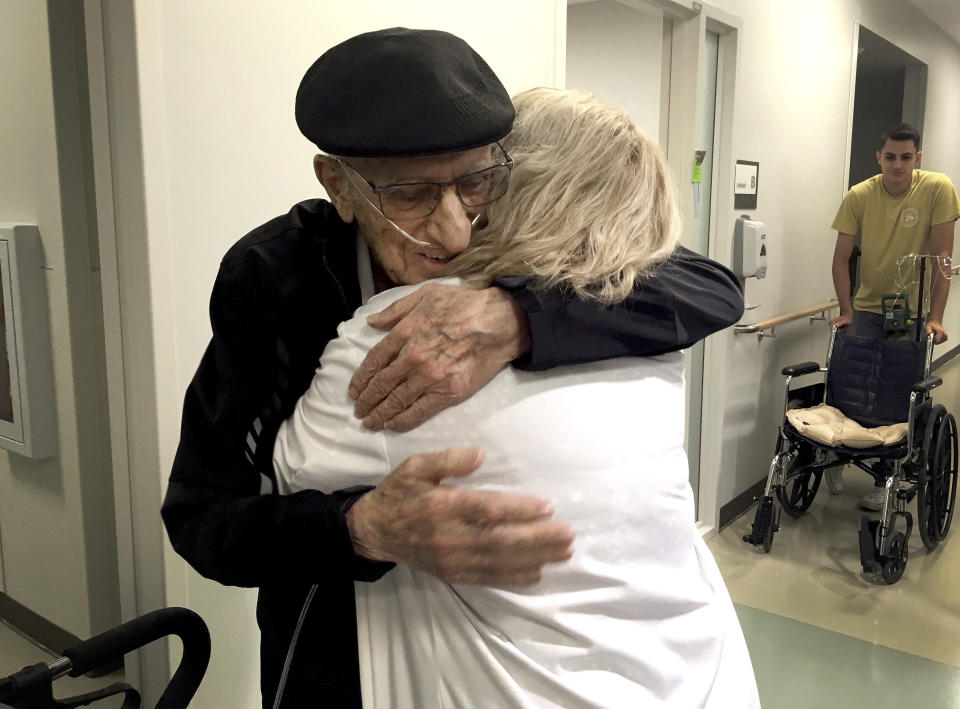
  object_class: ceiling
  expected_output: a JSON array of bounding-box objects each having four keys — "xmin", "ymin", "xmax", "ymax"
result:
[
  {"xmin": 568, "ymin": 0, "xmax": 960, "ymax": 48},
  {"xmin": 905, "ymin": 0, "xmax": 960, "ymax": 47}
]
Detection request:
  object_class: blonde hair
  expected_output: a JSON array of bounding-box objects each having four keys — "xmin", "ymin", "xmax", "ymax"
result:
[{"xmin": 445, "ymin": 88, "xmax": 680, "ymax": 304}]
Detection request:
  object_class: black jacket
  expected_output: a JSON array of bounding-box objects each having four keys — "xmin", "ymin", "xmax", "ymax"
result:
[{"xmin": 161, "ymin": 199, "xmax": 744, "ymax": 707}]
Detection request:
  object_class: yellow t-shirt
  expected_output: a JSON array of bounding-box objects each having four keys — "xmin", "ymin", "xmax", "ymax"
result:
[{"xmin": 831, "ymin": 169, "xmax": 960, "ymax": 314}]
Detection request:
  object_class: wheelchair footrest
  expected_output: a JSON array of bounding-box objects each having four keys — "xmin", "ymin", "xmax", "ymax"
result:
[
  {"xmin": 742, "ymin": 496, "xmax": 778, "ymax": 547},
  {"xmin": 858, "ymin": 516, "xmax": 881, "ymax": 574}
]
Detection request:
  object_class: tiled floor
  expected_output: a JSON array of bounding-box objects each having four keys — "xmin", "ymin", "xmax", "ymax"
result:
[
  {"xmin": 712, "ymin": 468, "xmax": 960, "ymax": 708},
  {"xmin": 736, "ymin": 605, "xmax": 960, "ymax": 709}
]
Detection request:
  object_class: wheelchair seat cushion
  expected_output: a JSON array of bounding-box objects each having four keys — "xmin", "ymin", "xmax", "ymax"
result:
[{"xmin": 786, "ymin": 403, "xmax": 907, "ymax": 448}]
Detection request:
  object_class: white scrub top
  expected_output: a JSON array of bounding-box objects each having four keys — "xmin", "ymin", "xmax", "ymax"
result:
[{"xmin": 273, "ymin": 278, "xmax": 760, "ymax": 709}]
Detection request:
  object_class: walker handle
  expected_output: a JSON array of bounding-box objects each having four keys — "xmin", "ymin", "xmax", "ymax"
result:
[{"xmin": 61, "ymin": 607, "xmax": 209, "ymax": 709}]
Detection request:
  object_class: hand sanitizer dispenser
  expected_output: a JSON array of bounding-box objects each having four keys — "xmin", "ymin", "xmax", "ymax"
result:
[{"xmin": 735, "ymin": 216, "xmax": 767, "ymax": 279}]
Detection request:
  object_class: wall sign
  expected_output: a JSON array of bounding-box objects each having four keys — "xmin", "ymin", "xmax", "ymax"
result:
[{"xmin": 734, "ymin": 160, "xmax": 760, "ymax": 210}]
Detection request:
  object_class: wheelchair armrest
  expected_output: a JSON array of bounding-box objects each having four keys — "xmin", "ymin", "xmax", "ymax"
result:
[
  {"xmin": 781, "ymin": 361, "xmax": 821, "ymax": 377},
  {"xmin": 912, "ymin": 376, "xmax": 943, "ymax": 393}
]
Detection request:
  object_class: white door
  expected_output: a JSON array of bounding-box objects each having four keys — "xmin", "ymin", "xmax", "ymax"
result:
[
  {"xmin": 566, "ymin": 0, "xmax": 665, "ymax": 139},
  {"xmin": 566, "ymin": 1, "xmax": 719, "ymax": 510}
]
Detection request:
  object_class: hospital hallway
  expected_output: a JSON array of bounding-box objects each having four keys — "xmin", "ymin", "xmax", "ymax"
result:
[
  {"xmin": 4, "ymin": 0, "xmax": 960, "ymax": 706},
  {"xmin": 711, "ymin": 471, "xmax": 960, "ymax": 708}
]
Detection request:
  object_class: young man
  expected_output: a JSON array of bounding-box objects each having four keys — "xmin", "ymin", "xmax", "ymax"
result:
[
  {"xmin": 827, "ymin": 122, "xmax": 960, "ymax": 507},
  {"xmin": 162, "ymin": 28, "xmax": 745, "ymax": 707}
]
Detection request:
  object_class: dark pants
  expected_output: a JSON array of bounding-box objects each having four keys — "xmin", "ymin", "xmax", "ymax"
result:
[
  {"xmin": 848, "ymin": 311, "xmax": 887, "ymax": 339},
  {"xmin": 849, "ymin": 309, "xmax": 930, "ymax": 341}
]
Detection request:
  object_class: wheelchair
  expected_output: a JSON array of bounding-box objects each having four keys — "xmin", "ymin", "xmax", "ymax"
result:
[{"xmin": 742, "ymin": 325, "xmax": 958, "ymax": 584}]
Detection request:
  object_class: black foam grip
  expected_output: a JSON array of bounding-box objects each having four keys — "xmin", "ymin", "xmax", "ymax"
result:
[
  {"xmin": 781, "ymin": 361, "xmax": 820, "ymax": 377},
  {"xmin": 61, "ymin": 608, "xmax": 209, "ymax": 709},
  {"xmin": 912, "ymin": 376, "xmax": 943, "ymax": 393}
]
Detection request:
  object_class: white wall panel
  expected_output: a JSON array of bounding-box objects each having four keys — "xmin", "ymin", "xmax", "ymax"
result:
[{"xmin": 566, "ymin": 0, "xmax": 664, "ymax": 138}]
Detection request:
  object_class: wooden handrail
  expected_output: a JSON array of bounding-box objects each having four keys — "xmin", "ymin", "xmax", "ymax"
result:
[
  {"xmin": 734, "ymin": 299, "xmax": 839, "ymax": 336},
  {"xmin": 931, "ymin": 342, "xmax": 960, "ymax": 373}
]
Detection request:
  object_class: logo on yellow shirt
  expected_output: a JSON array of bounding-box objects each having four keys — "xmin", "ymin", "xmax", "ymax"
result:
[{"xmin": 901, "ymin": 207, "xmax": 919, "ymax": 227}]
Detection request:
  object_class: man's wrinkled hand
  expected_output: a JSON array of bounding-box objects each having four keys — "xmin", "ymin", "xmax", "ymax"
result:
[
  {"xmin": 348, "ymin": 284, "xmax": 531, "ymax": 432},
  {"xmin": 346, "ymin": 448, "xmax": 574, "ymax": 587},
  {"xmin": 926, "ymin": 320, "xmax": 949, "ymax": 344}
]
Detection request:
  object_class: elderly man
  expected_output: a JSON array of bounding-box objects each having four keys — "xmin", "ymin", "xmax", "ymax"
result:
[{"xmin": 162, "ymin": 28, "xmax": 744, "ymax": 707}]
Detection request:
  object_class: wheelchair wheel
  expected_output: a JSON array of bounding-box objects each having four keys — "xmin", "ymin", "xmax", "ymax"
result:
[
  {"xmin": 931, "ymin": 413, "xmax": 958, "ymax": 540},
  {"xmin": 776, "ymin": 447, "xmax": 822, "ymax": 518},
  {"xmin": 881, "ymin": 531, "xmax": 907, "ymax": 584},
  {"xmin": 918, "ymin": 408, "xmax": 958, "ymax": 550}
]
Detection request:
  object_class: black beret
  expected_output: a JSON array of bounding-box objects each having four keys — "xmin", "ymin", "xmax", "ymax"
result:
[{"xmin": 295, "ymin": 27, "xmax": 515, "ymax": 157}]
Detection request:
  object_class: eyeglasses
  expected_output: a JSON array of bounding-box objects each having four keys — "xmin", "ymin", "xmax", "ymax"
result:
[{"xmin": 337, "ymin": 144, "xmax": 514, "ymax": 221}]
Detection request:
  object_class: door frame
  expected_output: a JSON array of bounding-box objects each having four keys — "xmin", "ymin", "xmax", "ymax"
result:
[
  {"xmin": 694, "ymin": 7, "xmax": 741, "ymax": 536},
  {"xmin": 83, "ymin": 1, "xmax": 170, "ymax": 701}
]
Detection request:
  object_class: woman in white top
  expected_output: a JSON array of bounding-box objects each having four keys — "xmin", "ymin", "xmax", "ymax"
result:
[{"xmin": 274, "ymin": 88, "xmax": 759, "ymax": 708}]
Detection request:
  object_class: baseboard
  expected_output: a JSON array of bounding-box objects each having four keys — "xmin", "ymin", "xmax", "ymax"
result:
[
  {"xmin": 0, "ymin": 592, "xmax": 122, "ymax": 676},
  {"xmin": 0, "ymin": 591, "xmax": 82, "ymax": 658},
  {"xmin": 719, "ymin": 476, "xmax": 766, "ymax": 530}
]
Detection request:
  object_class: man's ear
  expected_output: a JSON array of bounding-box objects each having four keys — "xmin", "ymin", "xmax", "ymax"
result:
[
  {"xmin": 314, "ymin": 155, "xmax": 355, "ymax": 223},
  {"xmin": 915, "ymin": 149, "xmax": 922, "ymax": 167}
]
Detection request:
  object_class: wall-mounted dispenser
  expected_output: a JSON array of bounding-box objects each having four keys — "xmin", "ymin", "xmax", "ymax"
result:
[
  {"xmin": 0, "ymin": 225, "xmax": 57, "ymax": 458},
  {"xmin": 734, "ymin": 215, "xmax": 767, "ymax": 280}
]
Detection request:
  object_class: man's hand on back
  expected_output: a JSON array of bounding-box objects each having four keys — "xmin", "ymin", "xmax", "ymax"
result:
[
  {"xmin": 346, "ymin": 448, "xmax": 574, "ymax": 587},
  {"xmin": 348, "ymin": 284, "xmax": 531, "ymax": 432}
]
